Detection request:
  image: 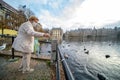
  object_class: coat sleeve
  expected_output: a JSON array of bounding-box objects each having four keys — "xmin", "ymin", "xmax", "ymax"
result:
[{"xmin": 23, "ymin": 23, "xmax": 45, "ymax": 37}]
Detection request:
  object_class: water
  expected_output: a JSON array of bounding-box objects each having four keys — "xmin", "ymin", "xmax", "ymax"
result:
[{"xmin": 60, "ymin": 40, "xmax": 120, "ymax": 80}]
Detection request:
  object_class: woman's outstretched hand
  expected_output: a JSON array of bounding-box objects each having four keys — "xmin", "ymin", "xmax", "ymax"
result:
[{"xmin": 43, "ymin": 33, "xmax": 50, "ymax": 37}]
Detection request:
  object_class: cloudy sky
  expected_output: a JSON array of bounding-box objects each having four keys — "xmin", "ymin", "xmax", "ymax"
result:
[{"xmin": 3, "ymin": 0, "xmax": 120, "ymax": 31}]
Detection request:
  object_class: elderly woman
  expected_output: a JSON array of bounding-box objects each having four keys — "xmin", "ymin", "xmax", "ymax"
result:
[{"xmin": 12, "ymin": 16, "xmax": 50, "ymax": 73}]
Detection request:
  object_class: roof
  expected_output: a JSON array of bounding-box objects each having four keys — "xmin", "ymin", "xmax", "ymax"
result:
[{"xmin": 0, "ymin": 0, "xmax": 18, "ymax": 13}]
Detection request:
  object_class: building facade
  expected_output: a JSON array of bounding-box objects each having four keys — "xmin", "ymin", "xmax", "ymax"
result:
[
  {"xmin": 51, "ymin": 28, "xmax": 63, "ymax": 43},
  {"xmin": 64, "ymin": 27, "xmax": 120, "ymax": 41},
  {"xmin": 0, "ymin": 0, "xmax": 26, "ymax": 30}
]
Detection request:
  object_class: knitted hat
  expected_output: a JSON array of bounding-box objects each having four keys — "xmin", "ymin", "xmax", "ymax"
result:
[{"xmin": 28, "ymin": 15, "xmax": 39, "ymax": 21}]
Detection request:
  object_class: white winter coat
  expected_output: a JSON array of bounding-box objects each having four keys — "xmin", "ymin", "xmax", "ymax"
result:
[{"xmin": 12, "ymin": 21, "xmax": 44, "ymax": 53}]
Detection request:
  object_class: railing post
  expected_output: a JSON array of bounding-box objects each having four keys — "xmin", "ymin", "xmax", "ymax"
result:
[
  {"xmin": 1, "ymin": 27, "xmax": 4, "ymax": 38},
  {"xmin": 11, "ymin": 36, "xmax": 14, "ymax": 59},
  {"xmin": 51, "ymin": 39, "xmax": 57, "ymax": 65}
]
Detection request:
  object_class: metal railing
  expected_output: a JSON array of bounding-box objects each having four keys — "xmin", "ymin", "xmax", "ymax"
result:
[
  {"xmin": 0, "ymin": 34, "xmax": 16, "ymax": 59},
  {"xmin": 56, "ymin": 45, "xmax": 75, "ymax": 80},
  {"xmin": 56, "ymin": 44, "xmax": 60, "ymax": 80},
  {"xmin": 49, "ymin": 39, "xmax": 75, "ymax": 80}
]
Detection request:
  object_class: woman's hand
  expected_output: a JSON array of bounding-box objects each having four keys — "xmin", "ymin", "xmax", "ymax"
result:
[{"xmin": 43, "ymin": 33, "xmax": 50, "ymax": 37}]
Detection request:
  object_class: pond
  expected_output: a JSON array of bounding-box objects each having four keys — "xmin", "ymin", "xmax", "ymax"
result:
[{"xmin": 60, "ymin": 40, "xmax": 120, "ymax": 80}]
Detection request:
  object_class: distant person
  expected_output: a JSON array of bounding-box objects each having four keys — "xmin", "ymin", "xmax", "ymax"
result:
[
  {"xmin": 12, "ymin": 16, "xmax": 50, "ymax": 73},
  {"xmin": 34, "ymin": 23, "xmax": 44, "ymax": 56}
]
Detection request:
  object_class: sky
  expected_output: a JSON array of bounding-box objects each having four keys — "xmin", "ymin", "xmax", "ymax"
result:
[{"xmin": 3, "ymin": 0, "xmax": 120, "ymax": 31}]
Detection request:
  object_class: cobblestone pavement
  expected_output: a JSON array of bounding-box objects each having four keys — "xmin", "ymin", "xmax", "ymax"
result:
[{"xmin": 0, "ymin": 56, "xmax": 54, "ymax": 80}]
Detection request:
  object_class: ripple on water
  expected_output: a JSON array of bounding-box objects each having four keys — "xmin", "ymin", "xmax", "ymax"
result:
[{"xmin": 61, "ymin": 41, "xmax": 120, "ymax": 80}]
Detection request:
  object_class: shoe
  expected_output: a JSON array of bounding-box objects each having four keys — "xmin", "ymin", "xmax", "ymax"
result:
[
  {"xmin": 27, "ymin": 68, "xmax": 34, "ymax": 72},
  {"xmin": 22, "ymin": 68, "xmax": 34, "ymax": 73},
  {"xmin": 18, "ymin": 68, "xmax": 22, "ymax": 71},
  {"xmin": 18, "ymin": 67, "xmax": 23, "ymax": 71}
]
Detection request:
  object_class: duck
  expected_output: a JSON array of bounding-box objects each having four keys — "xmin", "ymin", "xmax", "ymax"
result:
[
  {"xmin": 109, "ymin": 44, "xmax": 111, "ymax": 46},
  {"xmin": 68, "ymin": 44, "xmax": 70, "ymax": 47},
  {"xmin": 85, "ymin": 50, "xmax": 89, "ymax": 55},
  {"xmin": 97, "ymin": 73, "xmax": 106, "ymax": 80},
  {"xmin": 84, "ymin": 46, "xmax": 86, "ymax": 51},
  {"xmin": 48, "ymin": 51, "xmax": 51, "ymax": 53},
  {"xmin": 105, "ymin": 55, "xmax": 110, "ymax": 58}
]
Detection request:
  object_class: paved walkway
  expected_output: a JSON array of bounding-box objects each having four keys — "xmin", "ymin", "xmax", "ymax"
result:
[
  {"xmin": 0, "ymin": 42, "xmax": 65, "ymax": 80},
  {"xmin": 0, "ymin": 56, "xmax": 55, "ymax": 80},
  {"xmin": 0, "ymin": 42, "xmax": 57, "ymax": 80}
]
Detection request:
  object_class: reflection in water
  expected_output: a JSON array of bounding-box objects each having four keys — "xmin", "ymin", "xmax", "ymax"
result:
[
  {"xmin": 60, "ymin": 39, "xmax": 120, "ymax": 80},
  {"xmin": 65, "ymin": 36, "xmax": 119, "ymax": 42}
]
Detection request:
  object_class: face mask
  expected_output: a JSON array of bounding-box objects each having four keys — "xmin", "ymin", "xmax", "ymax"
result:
[{"xmin": 32, "ymin": 22, "xmax": 37, "ymax": 27}]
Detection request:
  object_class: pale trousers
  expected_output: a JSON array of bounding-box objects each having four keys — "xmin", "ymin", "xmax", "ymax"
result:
[{"xmin": 19, "ymin": 52, "xmax": 31, "ymax": 72}]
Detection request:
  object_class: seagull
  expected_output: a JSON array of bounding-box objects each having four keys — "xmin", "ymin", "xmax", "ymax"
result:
[
  {"xmin": 64, "ymin": 53, "xmax": 69, "ymax": 59},
  {"xmin": 0, "ymin": 43, "xmax": 7, "ymax": 51}
]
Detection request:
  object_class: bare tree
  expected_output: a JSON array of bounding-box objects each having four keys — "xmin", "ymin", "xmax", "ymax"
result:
[{"xmin": 18, "ymin": 5, "xmax": 35, "ymax": 19}]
